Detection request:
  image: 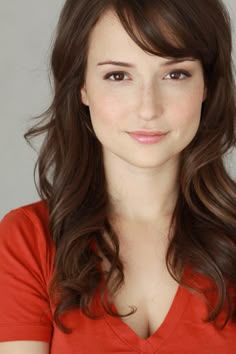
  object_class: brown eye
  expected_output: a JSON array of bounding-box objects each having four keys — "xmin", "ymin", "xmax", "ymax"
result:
[
  {"xmin": 165, "ymin": 70, "xmax": 191, "ymax": 81},
  {"xmin": 104, "ymin": 71, "xmax": 128, "ymax": 81}
]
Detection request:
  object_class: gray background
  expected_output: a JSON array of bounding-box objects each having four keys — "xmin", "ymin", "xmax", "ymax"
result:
[{"xmin": 0, "ymin": 0, "xmax": 236, "ymax": 218}]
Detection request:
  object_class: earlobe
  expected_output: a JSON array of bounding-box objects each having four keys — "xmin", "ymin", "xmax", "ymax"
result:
[{"xmin": 81, "ymin": 85, "xmax": 89, "ymax": 106}]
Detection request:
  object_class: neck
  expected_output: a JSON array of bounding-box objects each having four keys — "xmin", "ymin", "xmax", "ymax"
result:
[{"xmin": 104, "ymin": 152, "xmax": 180, "ymax": 224}]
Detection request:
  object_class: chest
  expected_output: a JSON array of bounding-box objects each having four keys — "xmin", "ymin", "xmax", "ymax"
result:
[
  {"xmin": 109, "ymin": 263, "xmax": 180, "ymax": 339},
  {"xmin": 99, "ymin": 233, "xmax": 180, "ymax": 339}
]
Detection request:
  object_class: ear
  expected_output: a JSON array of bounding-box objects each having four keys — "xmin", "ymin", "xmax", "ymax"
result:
[{"xmin": 80, "ymin": 84, "xmax": 89, "ymax": 106}]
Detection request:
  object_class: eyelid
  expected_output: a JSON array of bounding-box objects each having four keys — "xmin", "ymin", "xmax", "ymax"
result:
[
  {"xmin": 103, "ymin": 69, "xmax": 192, "ymax": 82},
  {"xmin": 164, "ymin": 69, "xmax": 192, "ymax": 80},
  {"xmin": 103, "ymin": 71, "xmax": 130, "ymax": 81}
]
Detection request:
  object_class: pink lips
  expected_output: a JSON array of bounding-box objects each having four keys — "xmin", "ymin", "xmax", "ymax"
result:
[{"xmin": 128, "ymin": 131, "xmax": 167, "ymax": 144}]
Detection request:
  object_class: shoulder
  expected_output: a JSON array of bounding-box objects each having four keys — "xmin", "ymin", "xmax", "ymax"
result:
[
  {"xmin": 1, "ymin": 199, "xmax": 51, "ymax": 240},
  {"xmin": 0, "ymin": 200, "xmax": 55, "ymax": 282},
  {"xmin": 1, "ymin": 199, "xmax": 50, "ymax": 231},
  {"xmin": 0, "ymin": 200, "xmax": 54, "ymax": 342}
]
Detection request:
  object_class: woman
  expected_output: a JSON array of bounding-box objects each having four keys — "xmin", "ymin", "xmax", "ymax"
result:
[{"xmin": 0, "ymin": 0, "xmax": 236, "ymax": 353}]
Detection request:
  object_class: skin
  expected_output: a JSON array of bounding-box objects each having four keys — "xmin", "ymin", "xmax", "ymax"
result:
[
  {"xmin": 81, "ymin": 10, "xmax": 207, "ymax": 226},
  {"xmin": 0, "ymin": 9, "xmax": 209, "ymax": 354},
  {"xmin": 0, "ymin": 341, "xmax": 49, "ymax": 354}
]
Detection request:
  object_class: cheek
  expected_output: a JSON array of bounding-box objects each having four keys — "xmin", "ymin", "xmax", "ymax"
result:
[
  {"xmin": 87, "ymin": 94, "xmax": 125, "ymax": 146},
  {"xmin": 88, "ymin": 92, "xmax": 126, "ymax": 129},
  {"xmin": 169, "ymin": 91, "xmax": 203, "ymax": 131},
  {"xmin": 167, "ymin": 91, "xmax": 204, "ymax": 148}
]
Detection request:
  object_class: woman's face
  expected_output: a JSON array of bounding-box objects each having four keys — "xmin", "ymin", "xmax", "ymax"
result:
[{"xmin": 81, "ymin": 11, "xmax": 207, "ymax": 170}]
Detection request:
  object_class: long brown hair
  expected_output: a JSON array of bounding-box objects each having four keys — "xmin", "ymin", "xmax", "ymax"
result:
[{"xmin": 24, "ymin": 0, "xmax": 236, "ymax": 333}]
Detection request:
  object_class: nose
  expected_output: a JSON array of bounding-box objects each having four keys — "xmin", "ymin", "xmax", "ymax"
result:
[{"xmin": 137, "ymin": 83, "xmax": 163, "ymax": 121}]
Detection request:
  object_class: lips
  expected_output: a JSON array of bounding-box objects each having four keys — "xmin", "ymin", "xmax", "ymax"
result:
[
  {"xmin": 129, "ymin": 130, "xmax": 166, "ymax": 136},
  {"xmin": 128, "ymin": 131, "xmax": 167, "ymax": 144}
]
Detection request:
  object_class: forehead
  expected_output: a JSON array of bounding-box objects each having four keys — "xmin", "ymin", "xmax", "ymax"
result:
[
  {"xmin": 87, "ymin": 10, "xmax": 151, "ymax": 60},
  {"xmin": 87, "ymin": 10, "xmax": 184, "ymax": 65}
]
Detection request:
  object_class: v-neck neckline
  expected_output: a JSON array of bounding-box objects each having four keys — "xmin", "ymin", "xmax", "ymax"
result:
[
  {"xmin": 102, "ymin": 266, "xmax": 191, "ymax": 352},
  {"xmin": 90, "ymin": 240, "xmax": 192, "ymax": 352}
]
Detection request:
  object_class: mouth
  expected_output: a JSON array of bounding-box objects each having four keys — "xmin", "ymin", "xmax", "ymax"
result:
[
  {"xmin": 127, "ymin": 131, "xmax": 168, "ymax": 144},
  {"xmin": 128, "ymin": 130, "xmax": 167, "ymax": 136}
]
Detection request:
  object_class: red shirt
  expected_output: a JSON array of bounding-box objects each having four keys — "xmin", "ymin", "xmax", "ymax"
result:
[{"xmin": 0, "ymin": 200, "xmax": 235, "ymax": 353}]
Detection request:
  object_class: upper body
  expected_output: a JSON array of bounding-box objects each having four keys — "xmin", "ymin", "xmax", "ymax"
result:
[
  {"xmin": 0, "ymin": 200, "xmax": 235, "ymax": 353},
  {"xmin": 1, "ymin": 0, "xmax": 236, "ymax": 353}
]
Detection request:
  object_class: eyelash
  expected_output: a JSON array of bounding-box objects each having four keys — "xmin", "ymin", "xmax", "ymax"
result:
[{"xmin": 104, "ymin": 70, "xmax": 192, "ymax": 82}]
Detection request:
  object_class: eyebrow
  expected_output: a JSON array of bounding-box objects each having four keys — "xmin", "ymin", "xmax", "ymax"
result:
[{"xmin": 97, "ymin": 57, "xmax": 196, "ymax": 68}]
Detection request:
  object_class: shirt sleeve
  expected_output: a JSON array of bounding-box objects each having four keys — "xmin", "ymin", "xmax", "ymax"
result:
[{"xmin": 0, "ymin": 208, "xmax": 53, "ymax": 343}]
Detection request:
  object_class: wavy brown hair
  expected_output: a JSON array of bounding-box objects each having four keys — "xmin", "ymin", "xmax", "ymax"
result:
[{"xmin": 24, "ymin": 0, "xmax": 236, "ymax": 333}]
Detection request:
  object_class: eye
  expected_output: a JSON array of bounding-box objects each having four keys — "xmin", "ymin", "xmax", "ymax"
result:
[
  {"xmin": 103, "ymin": 69, "xmax": 192, "ymax": 82},
  {"xmin": 103, "ymin": 71, "xmax": 129, "ymax": 82},
  {"xmin": 164, "ymin": 70, "xmax": 191, "ymax": 81}
]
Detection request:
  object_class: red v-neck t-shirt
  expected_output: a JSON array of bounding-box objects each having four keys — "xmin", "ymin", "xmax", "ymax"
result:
[{"xmin": 0, "ymin": 200, "xmax": 235, "ymax": 353}]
